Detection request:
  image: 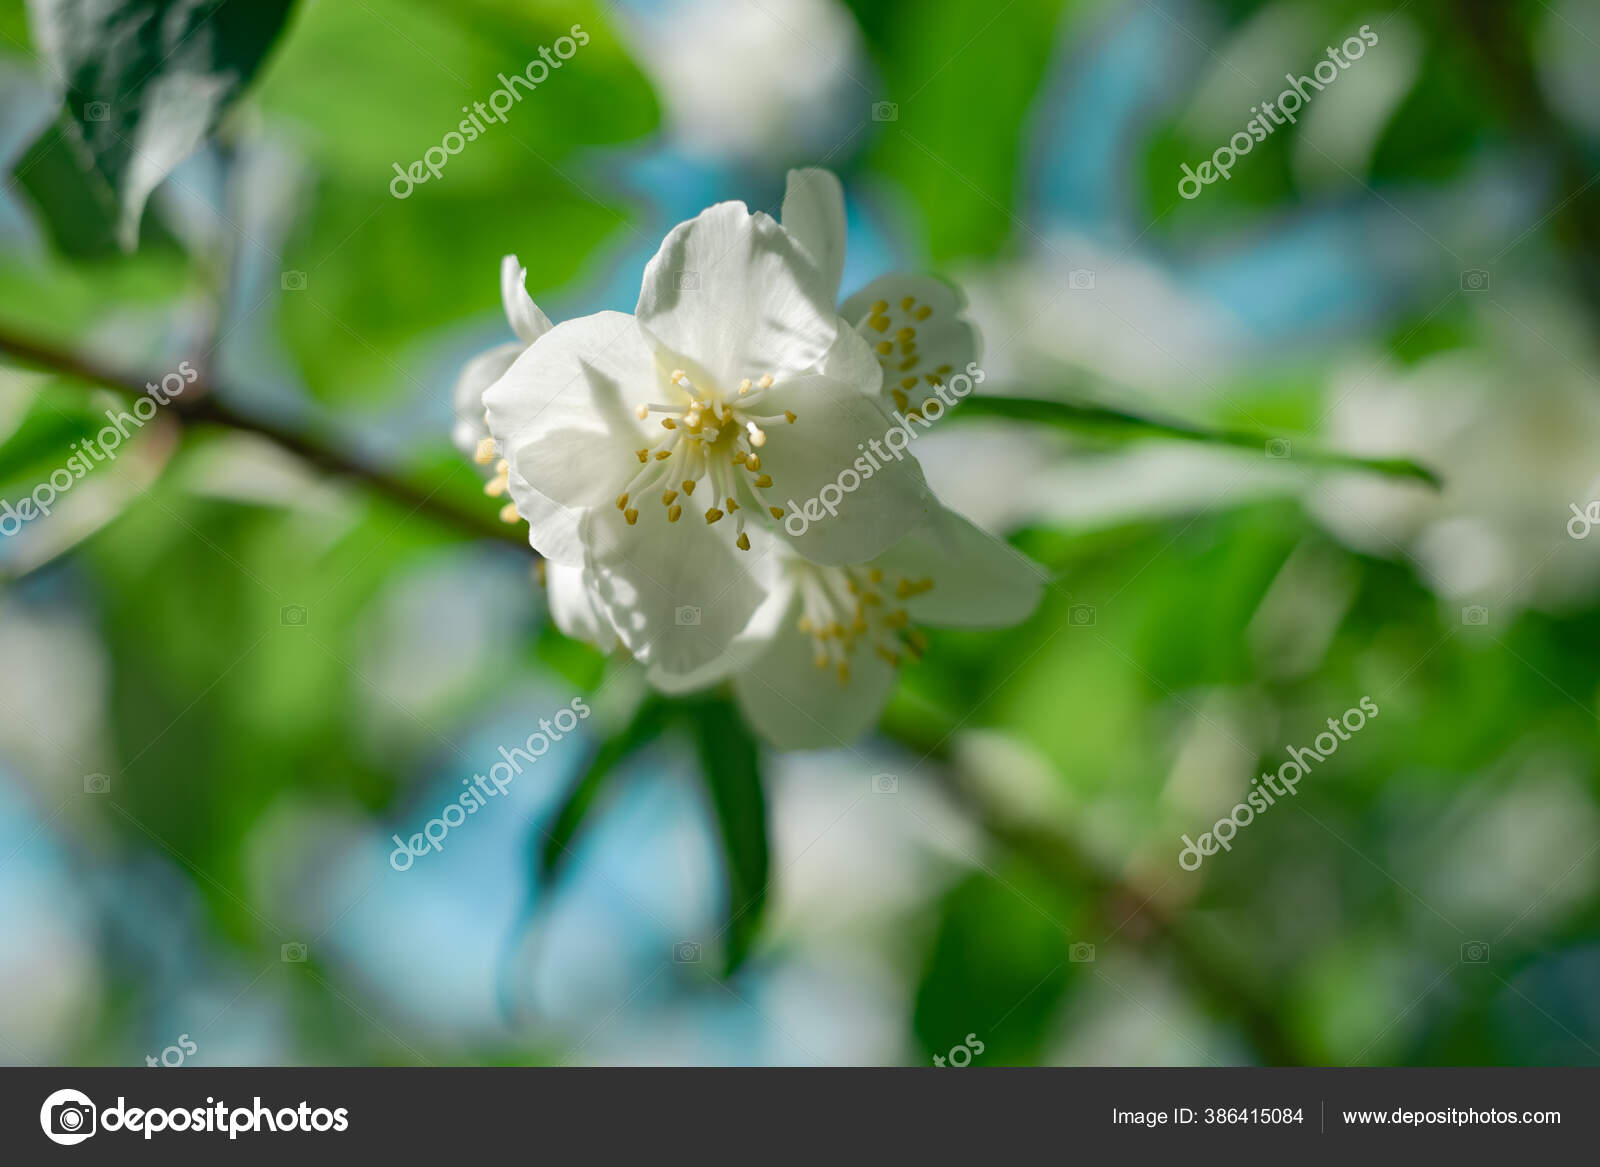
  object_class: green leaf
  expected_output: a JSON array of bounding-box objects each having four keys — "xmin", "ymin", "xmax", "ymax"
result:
[
  {"xmin": 0, "ymin": 374, "xmax": 114, "ymax": 498},
  {"xmin": 842, "ymin": 0, "xmax": 1089, "ymax": 259},
  {"xmin": 12, "ymin": 117, "xmax": 120, "ymax": 258},
  {"xmin": 254, "ymin": 0, "xmax": 658, "ymax": 401},
  {"xmin": 685, "ymin": 694, "xmax": 768, "ymax": 976},
  {"xmin": 950, "ymin": 392, "xmax": 1442, "ymax": 487},
  {"xmin": 26, "ymin": 0, "xmax": 297, "ymax": 249},
  {"xmin": 912, "ymin": 865, "xmax": 1087, "ymax": 1066},
  {"xmin": 538, "ymin": 693, "xmax": 675, "ymax": 885}
]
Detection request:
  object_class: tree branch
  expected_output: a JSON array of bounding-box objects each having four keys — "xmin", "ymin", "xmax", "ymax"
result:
[{"xmin": 0, "ymin": 324, "xmax": 528, "ymax": 549}]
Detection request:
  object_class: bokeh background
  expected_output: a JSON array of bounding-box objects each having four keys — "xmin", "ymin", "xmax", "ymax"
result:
[{"xmin": 2, "ymin": 0, "xmax": 1599, "ymax": 1067}]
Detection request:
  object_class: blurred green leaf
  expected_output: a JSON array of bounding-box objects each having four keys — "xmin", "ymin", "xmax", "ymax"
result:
[
  {"xmin": 953, "ymin": 392, "xmax": 1443, "ymax": 486},
  {"xmin": 538, "ymin": 693, "xmax": 673, "ymax": 885},
  {"xmin": 26, "ymin": 0, "xmax": 297, "ymax": 248},
  {"xmin": 913, "ymin": 865, "xmax": 1087, "ymax": 1065},
  {"xmin": 686, "ymin": 693, "xmax": 768, "ymax": 976},
  {"xmin": 255, "ymin": 0, "xmax": 658, "ymax": 401},
  {"xmin": 843, "ymin": 0, "xmax": 1088, "ymax": 259}
]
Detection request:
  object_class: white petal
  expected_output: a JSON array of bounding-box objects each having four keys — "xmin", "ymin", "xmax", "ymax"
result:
[
  {"xmin": 508, "ymin": 464, "xmax": 586, "ymax": 565},
  {"xmin": 780, "ymin": 168, "xmax": 847, "ymax": 301},
  {"xmin": 484, "ymin": 311, "xmax": 659, "ymax": 516},
  {"xmin": 757, "ymin": 373, "xmax": 931, "ymax": 564},
  {"xmin": 875, "ymin": 505, "xmax": 1048, "ymax": 628},
  {"xmin": 732, "ymin": 590, "xmax": 897, "ymax": 749},
  {"xmin": 501, "ymin": 254, "xmax": 554, "ymax": 346},
  {"xmin": 635, "ymin": 200, "xmax": 838, "ymax": 388},
  {"xmin": 546, "ymin": 561, "xmax": 618, "ymax": 652},
  {"xmin": 584, "ymin": 509, "xmax": 769, "ymax": 687},
  {"xmin": 842, "ymin": 273, "xmax": 980, "ymax": 417},
  {"xmin": 450, "ymin": 341, "xmax": 522, "ymax": 458}
]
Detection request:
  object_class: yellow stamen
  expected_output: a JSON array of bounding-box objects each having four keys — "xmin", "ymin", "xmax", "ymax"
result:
[
  {"xmin": 616, "ymin": 492, "xmax": 629, "ymax": 510},
  {"xmin": 754, "ymin": 473, "xmax": 773, "ymax": 488},
  {"xmin": 624, "ymin": 507, "xmax": 639, "ymax": 525},
  {"xmin": 736, "ymin": 532, "xmax": 750, "ymax": 551},
  {"xmin": 662, "ymin": 489, "xmax": 678, "ymax": 505},
  {"xmin": 499, "ymin": 502, "xmax": 519, "ymax": 523},
  {"xmin": 768, "ymin": 506, "xmax": 784, "ymax": 519},
  {"xmin": 667, "ymin": 504, "xmax": 682, "ymax": 522},
  {"xmin": 704, "ymin": 507, "xmax": 724, "ymax": 524},
  {"xmin": 473, "ymin": 437, "xmax": 497, "ymax": 465}
]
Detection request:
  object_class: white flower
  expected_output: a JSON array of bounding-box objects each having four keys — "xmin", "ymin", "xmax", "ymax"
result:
[
  {"xmin": 728, "ymin": 502, "xmax": 1045, "ymax": 749},
  {"xmin": 780, "ymin": 168, "xmax": 981, "ymax": 420},
  {"xmin": 484, "ymin": 189, "xmax": 930, "ymax": 685},
  {"xmin": 450, "ymin": 254, "xmax": 552, "ymax": 461}
]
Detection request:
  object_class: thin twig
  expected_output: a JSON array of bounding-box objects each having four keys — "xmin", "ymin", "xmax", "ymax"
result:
[{"xmin": 0, "ymin": 323, "xmax": 528, "ymax": 549}]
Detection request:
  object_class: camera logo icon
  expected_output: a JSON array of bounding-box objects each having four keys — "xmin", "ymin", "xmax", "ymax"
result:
[
  {"xmin": 1460, "ymin": 269, "xmax": 1490, "ymax": 292},
  {"xmin": 674, "ymin": 605, "xmax": 701, "ymax": 626},
  {"xmin": 1461, "ymin": 605, "xmax": 1489, "ymax": 626},
  {"xmin": 673, "ymin": 940, "xmax": 701, "ymax": 963},
  {"xmin": 83, "ymin": 772, "xmax": 111, "ymax": 794},
  {"xmin": 673, "ymin": 270, "xmax": 699, "ymax": 291},
  {"xmin": 1069, "ymin": 942, "xmax": 1096, "ymax": 963},
  {"xmin": 281, "ymin": 941, "xmax": 308, "ymax": 963},
  {"xmin": 1068, "ymin": 268, "xmax": 1095, "ymax": 290},
  {"xmin": 1265, "ymin": 438, "xmax": 1292, "ymax": 459},
  {"xmin": 280, "ymin": 604, "xmax": 307, "ymax": 626},
  {"xmin": 40, "ymin": 1088, "xmax": 96, "ymax": 1145},
  {"xmin": 871, "ymin": 100, "xmax": 898, "ymax": 122},
  {"xmin": 871, "ymin": 773, "xmax": 897, "ymax": 794},
  {"xmin": 1069, "ymin": 603, "xmax": 1096, "ymax": 627},
  {"xmin": 83, "ymin": 102, "xmax": 110, "ymax": 122},
  {"xmin": 281, "ymin": 270, "xmax": 308, "ymax": 292},
  {"xmin": 1460, "ymin": 941, "xmax": 1490, "ymax": 964}
]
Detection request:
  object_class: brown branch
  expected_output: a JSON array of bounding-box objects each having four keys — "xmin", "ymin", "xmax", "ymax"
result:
[{"xmin": 0, "ymin": 324, "xmax": 529, "ymax": 550}]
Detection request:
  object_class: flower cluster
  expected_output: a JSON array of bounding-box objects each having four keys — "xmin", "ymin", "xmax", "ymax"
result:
[{"xmin": 451, "ymin": 169, "xmax": 1044, "ymax": 747}]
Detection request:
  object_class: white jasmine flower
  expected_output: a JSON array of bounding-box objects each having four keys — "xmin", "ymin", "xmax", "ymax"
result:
[
  {"xmin": 484, "ymin": 193, "xmax": 930, "ymax": 684},
  {"xmin": 780, "ymin": 168, "xmax": 980, "ymax": 420},
  {"xmin": 729, "ymin": 503, "xmax": 1046, "ymax": 749}
]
